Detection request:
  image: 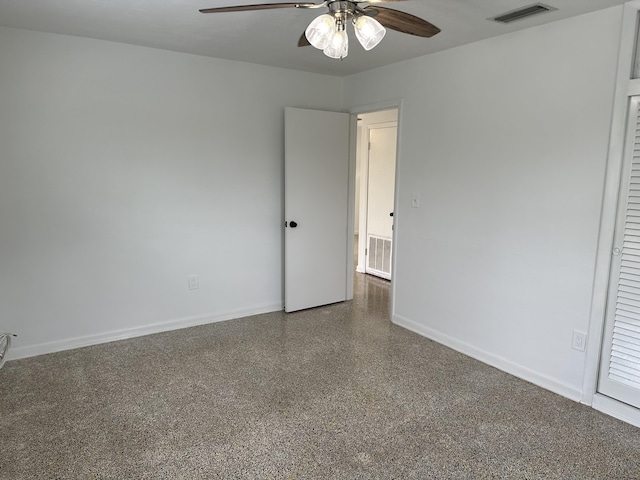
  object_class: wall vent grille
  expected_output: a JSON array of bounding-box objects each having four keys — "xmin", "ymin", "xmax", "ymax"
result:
[
  {"xmin": 491, "ymin": 4, "xmax": 556, "ymax": 24},
  {"xmin": 367, "ymin": 235, "xmax": 392, "ymax": 279}
]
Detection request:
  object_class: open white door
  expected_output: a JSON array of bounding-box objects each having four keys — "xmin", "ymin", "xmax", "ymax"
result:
[
  {"xmin": 365, "ymin": 122, "xmax": 397, "ymax": 280},
  {"xmin": 284, "ymin": 107, "xmax": 350, "ymax": 312}
]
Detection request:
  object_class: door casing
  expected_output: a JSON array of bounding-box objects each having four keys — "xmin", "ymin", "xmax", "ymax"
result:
[{"xmin": 348, "ymin": 100, "xmax": 403, "ymax": 317}]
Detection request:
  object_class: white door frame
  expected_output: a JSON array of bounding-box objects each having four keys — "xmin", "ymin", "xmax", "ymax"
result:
[
  {"xmin": 348, "ymin": 99, "xmax": 403, "ymax": 317},
  {"xmin": 583, "ymin": 2, "xmax": 640, "ymax": 427}
]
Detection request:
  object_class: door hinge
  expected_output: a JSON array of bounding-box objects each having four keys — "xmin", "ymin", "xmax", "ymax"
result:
[{"xmin": 365, "ymin": 248, "xmax": 368, "ymax": 256}]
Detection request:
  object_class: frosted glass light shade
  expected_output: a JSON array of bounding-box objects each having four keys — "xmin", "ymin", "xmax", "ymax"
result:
[
  {"xmin": 305, "ymin": 14, "xmax": 335, "ymax": 50},
  {"xmin": 323, "ymin": 29, "xmax": 348, "ymax": 59},
  {"xmin": 354, "ymin": 15, "xmax": 386, "ymax": 51}
]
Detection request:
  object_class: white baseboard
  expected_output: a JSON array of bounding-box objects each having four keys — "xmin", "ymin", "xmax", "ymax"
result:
[
  {"xmin": 591, "ymin": 394, "xmax": 640, "ymax": 428},
  {"xmin": 392, "ymin": 313, "xmax": 582, "ymax": 402},
  {"xmin": 9, "ymin": 302, "xmax": 283, "ymax": 361}
]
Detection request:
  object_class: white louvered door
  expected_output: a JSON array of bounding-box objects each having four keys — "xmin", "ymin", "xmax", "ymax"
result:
[{"xmin": 598, "ymin": 96, "xmax": 640, "ymax": 409}]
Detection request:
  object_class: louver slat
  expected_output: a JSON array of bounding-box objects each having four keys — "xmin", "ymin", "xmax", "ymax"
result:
[
  {"xmin": 610, "ymin": 362, "xmax": 640, "ymax": 383},
  {"xmin": 617, "ymin": 295, "xmax": 640, "ymax": 310},
  {"xmin": 617, "ymin": 291, "xmax": 640, "ymax": 305},
  {"xmin": 620, "ymin": 271, "xmax": 640, "ymax": 284},
  {"xmin": 613, "ymin": 327, "xmax": 640, "ymax": 342},
  {"xmin": 609, "ymin": 374, "xmax": 640, "ymax": 389},
  {"xmin": 618, "ymin": 281, "xmax": 640, "ymax": 293}
]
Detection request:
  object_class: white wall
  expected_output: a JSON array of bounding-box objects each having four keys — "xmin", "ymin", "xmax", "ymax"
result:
[
  {"xmin": 344, "ymin": 7, "xmax": 623, "ymax": 399},
  {"xmin": 0, "ymin": 27, "xmax": 344, "ymax": 357},
  {"xmin": 0, "ymin": 6, "xmax": 627, "ymax": 405}
]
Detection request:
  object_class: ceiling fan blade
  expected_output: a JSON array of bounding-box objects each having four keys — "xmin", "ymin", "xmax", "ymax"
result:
[
  {"xmin": 362, "ymin": 0, "xmax": 407, "ymax": 3},
  {"xmin": 200, "ymin": 3, "xmax": 317, "ymax": 13},
  {"xmin": 364, "ymin": 6, "xmax": 440, "ymax": 37},
  {"xmin": 298, "ymin": 32, "xmax": 311, "ymax": 47}
]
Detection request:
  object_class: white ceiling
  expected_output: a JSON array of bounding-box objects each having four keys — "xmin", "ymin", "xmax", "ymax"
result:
[{"xmin": 0, "ymin": 0, "xmax": 627, "ymax": 76}]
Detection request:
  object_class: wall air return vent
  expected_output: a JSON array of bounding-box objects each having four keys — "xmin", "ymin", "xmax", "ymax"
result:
[
  {"xmin": 490, "ymin": 3, "xmax": 557, "ymax": 24},
  {"xmin": 367, "ymin": 234, "xmax": 392, "ymax": 279}
]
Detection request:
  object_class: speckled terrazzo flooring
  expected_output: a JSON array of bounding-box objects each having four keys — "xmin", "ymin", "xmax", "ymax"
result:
[{"xmin": 1, "ymin": 274, "xmax": 640, "ymax": 479}]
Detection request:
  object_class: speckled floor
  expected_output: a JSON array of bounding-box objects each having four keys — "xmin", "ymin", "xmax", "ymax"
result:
[{"xmin": 1, "ymin": 274, "xmax": 639, "ymax": 479}]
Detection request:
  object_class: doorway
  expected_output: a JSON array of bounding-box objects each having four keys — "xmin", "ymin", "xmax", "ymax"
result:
[
  {"xmin": 354, "ymin": 108, "xmax": 398, "ymax": 281},
  {"xmin": 283, "ymin": 106, "xmax": 399, "ymax": 313}
]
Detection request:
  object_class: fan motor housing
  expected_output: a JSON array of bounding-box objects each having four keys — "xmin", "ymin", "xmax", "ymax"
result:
[{"xmin": 328, "ymin": 1, "xmax": 357, "ymax": 15}]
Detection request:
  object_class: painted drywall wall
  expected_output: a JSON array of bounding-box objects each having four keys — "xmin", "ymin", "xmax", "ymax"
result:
[
  {"xmin": 344, "ymin": 7, "xmax": 623, "ymax": 399},
  {"xmin": 0, "ymin": 27, "xmax": 344, "ymax": 357},
  {"xmin": 0, "ymin": 6, "xmax": 625, "ymax": 405}
]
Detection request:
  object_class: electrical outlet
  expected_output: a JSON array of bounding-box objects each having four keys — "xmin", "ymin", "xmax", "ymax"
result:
[
  {"xmin": 572, "ymin": 330, "xmax": 586, "ymax": 352},
  {"xmin": 411, "ymin": 193, "xmax": 420, "ymax": 208},
  {"xmin": 188, "ymin": 274, "xmax": 199, "ymax": 290}
]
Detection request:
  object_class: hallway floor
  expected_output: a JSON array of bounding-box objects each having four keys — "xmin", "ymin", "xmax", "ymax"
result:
[{"xmin": 1, "ymin": 274, "xmax": 639, "ymax": 478}]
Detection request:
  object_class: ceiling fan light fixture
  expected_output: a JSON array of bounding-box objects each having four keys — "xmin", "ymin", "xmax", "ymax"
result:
[
  {"xmin": 305, "ymin": 14, "xmax": 335, "ymax": 50},
  {"xmin": 323, "ymin": 26, "xmax": 348, "ymax": 59},
  {"xmin": 201, "ymin": 1, "xmax": 441, "ymax": 60},
  {"xmin": 353, "ymin": 15, "xmax": 386, "ymax": 51}
]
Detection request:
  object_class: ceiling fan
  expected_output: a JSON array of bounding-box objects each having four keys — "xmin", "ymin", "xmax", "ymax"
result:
[{"xmin": 200, "ymin": 0, "xmax": 440, "ymax": 59}]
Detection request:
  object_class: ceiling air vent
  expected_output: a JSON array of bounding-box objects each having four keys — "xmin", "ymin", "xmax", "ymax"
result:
[{"xmin": 490, "ymin": 3, "xmax": 557, "ymax": 24}]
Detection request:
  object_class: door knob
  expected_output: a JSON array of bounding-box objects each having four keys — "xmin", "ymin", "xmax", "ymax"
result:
[{"xmin": 289, "ymin": 221, "xmax": 298, "ymax": 228}]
